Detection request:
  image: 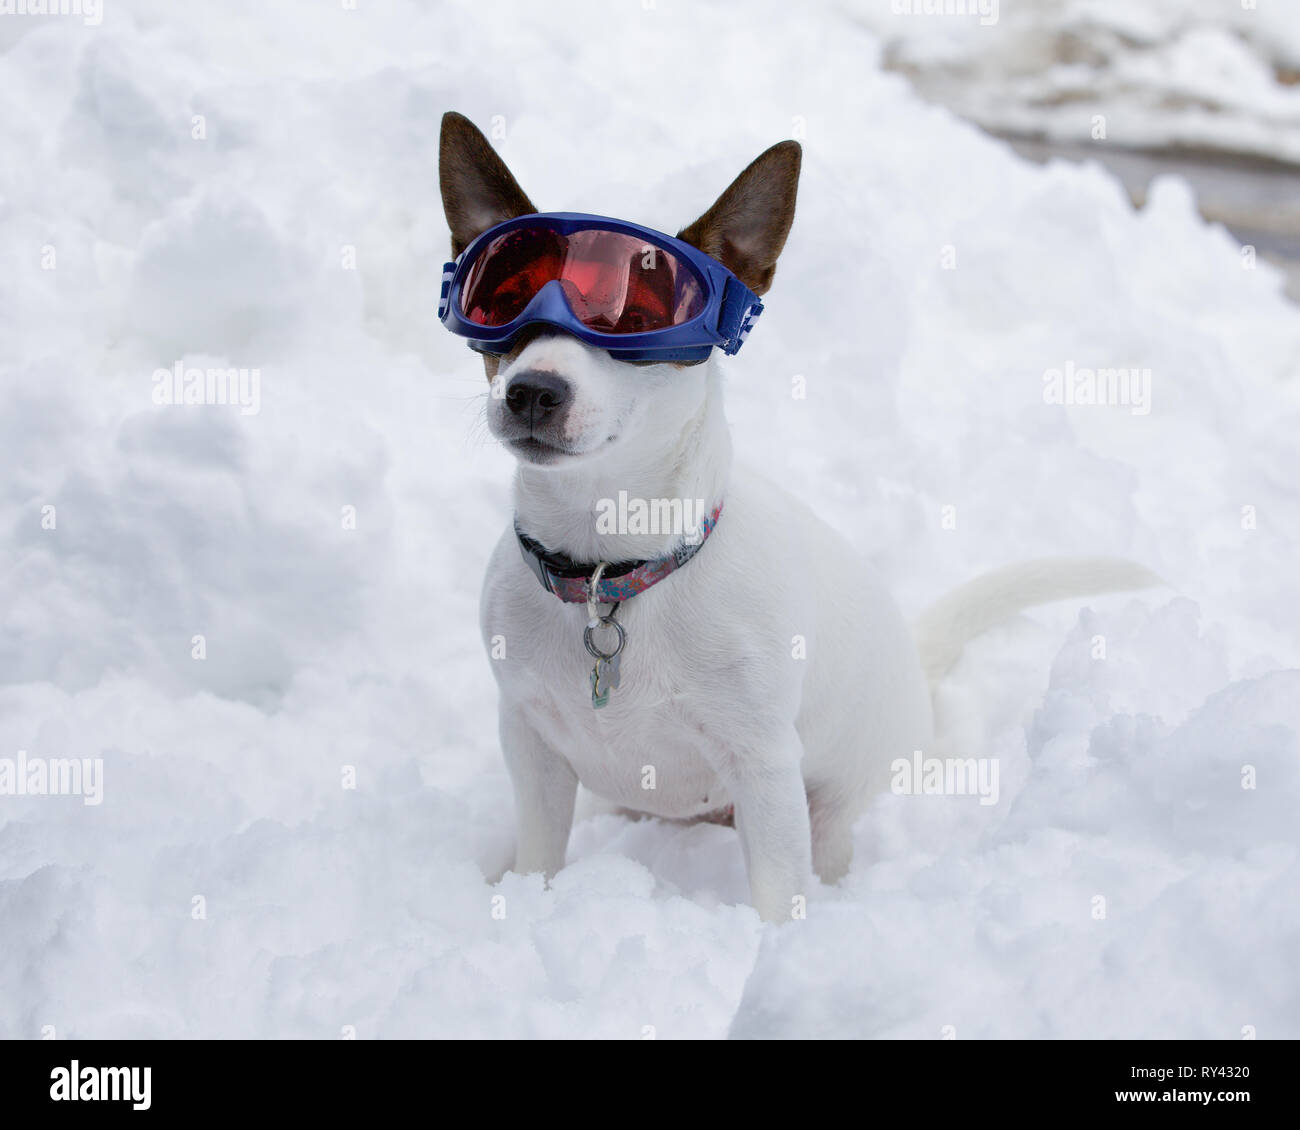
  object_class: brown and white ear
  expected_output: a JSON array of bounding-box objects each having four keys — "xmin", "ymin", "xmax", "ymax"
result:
[
  {"xmin": 676, "ymin": 140, "xmax": 801, "ymax": 296},
  {"xmin": 439, "ymin": 111, "xmax": 537, "ymax": 257}
]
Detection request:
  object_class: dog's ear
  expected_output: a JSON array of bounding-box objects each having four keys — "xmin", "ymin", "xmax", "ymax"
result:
[
  {"xmin": 676, "ymin": 141, "xmax": 801, "ymax": 296},
  {"xmin": 440, "ymin": 112, "xmax": 537, "ymax": 257}
]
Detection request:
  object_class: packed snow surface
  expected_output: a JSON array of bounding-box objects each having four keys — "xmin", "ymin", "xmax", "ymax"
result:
[{"xmin": 1, "ymin": 0, "xmax": 1298, "ymax": 1038}]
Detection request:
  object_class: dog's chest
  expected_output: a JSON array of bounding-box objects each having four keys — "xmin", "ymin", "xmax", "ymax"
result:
[{"xmin": 513, "ymin": 621, "xmax": 734, "ymax": 819}]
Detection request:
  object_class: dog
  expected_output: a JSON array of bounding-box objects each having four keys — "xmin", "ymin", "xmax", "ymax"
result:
[{"xmin": 437, "ymin": 111, "xmax": 1155, "ymax": 922}]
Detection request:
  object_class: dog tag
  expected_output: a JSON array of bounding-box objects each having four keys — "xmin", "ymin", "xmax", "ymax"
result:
[
  {"xmin": 583, "ymin": 600, "xmax": 625, "ymax": 709},
  {"xmin": 599, "ymin": 650, "xmax": 621, "ymax": 690},
  {"xmin": 590, "ymin": 653, "xmax": 622, "ymax": 708},
  {"xmin": 590, "ymin": 661, "xmax": 611, "ymax": 708}
]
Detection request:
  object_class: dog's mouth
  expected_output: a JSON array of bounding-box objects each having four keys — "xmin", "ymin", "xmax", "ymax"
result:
[
  {"xmin": 504, "ymin": 434, "xmax": 584, "ymax": 466},
  {"xmin": 504, "ymin": 432, "xmax": 618, "ymax": 466}
]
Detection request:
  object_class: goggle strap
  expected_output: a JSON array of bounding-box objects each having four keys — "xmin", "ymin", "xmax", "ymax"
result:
[
  {"xmin": 437, "ymin": 259, "xmax": 458, "ymax": 320},
  {"xmin": 730, "ymin": 301, "xmax": 762, "ymax": 354},
  {"xmin": 717, "ymin": 277, "xmax": 763, "ymax": 356}
]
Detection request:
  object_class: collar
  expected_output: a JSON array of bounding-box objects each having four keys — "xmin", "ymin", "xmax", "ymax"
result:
[{"xmin": 515, "ymin": 503, "xmax": 724, "ymax": 603}]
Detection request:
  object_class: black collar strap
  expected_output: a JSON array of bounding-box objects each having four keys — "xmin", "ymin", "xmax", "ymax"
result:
[{"xmin": 516, "ymin": 502, "xmax": 723, "ymax": 603}]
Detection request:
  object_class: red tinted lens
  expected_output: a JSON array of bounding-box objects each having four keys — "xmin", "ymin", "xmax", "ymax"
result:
[
  {"xmin": 459, "ymin": 227, "xmax": 566, "ymax": 326},
  {"xmin": 559, "ymin": 230, "xmax": 704, "ymax": 334},
  {"xmin": 458, "ymin": 224, "xmax": 706, "ymax": 334}
]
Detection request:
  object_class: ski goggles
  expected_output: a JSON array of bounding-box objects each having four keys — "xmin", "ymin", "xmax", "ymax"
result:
[{"xmin": 438, "ymin": 213, "xmax": 764, "ymax": 362}]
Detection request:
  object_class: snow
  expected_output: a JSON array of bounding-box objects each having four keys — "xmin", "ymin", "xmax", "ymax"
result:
[
  {"xmin": 847, "ymin": 0, "xmax": 1300, "ymax": 163},
  {"xmin": 1, "ymin": 0, "xmax": 1298, "ymax": 1038}
]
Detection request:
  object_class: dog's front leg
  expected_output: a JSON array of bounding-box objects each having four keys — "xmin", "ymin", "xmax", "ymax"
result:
[
  {"xmin": 500, "ymin": 712, "xmax": 579, "ymax": 879},
  {"xmin": 725, "ymin": 736, "xmax": 814, "ymax": 924}
]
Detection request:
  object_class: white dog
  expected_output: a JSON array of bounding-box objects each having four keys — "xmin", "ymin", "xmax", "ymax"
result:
[{"xmin": 439, "ymin": 112, "xmax": 1154, "ymax": 922}]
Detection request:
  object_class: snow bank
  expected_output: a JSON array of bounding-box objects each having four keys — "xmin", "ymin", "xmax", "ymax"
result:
[
  {"xmin": 846, "ymin": 0, "xmax": 1300, "ymax": 163},
  {"xmin": 1, "ymin": 0, "xmax": 1297, "ymax": 1038}
]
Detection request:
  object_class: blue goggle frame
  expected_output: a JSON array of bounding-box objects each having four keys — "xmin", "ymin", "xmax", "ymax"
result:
[{"xmin": 438, "ymin": 212, "xmax": 764, "ymax": 363}]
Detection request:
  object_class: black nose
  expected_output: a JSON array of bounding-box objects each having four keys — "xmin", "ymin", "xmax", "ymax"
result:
[{"xmin": 505, "ymin": 370, "xmax": 571, "ymax": 421}]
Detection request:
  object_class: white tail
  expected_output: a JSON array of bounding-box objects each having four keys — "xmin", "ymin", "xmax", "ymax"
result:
[{"xmin": 913, "ymin": 557, "xmax": 1163, "ymax": 685}]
